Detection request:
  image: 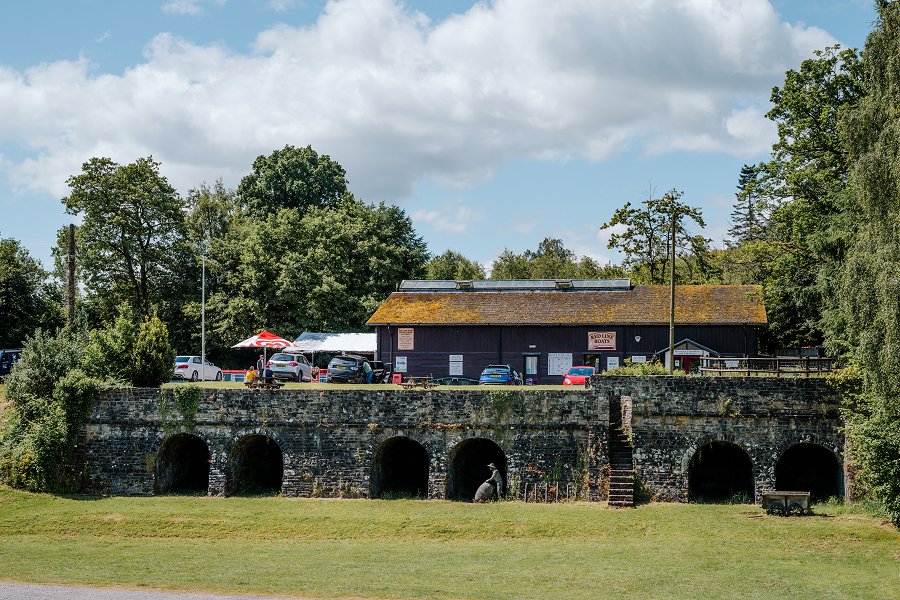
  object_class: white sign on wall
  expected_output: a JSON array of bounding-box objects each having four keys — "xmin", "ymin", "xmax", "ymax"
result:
[
  {"xmin": 395, "ymin": 356, "xmax": 408, "ymax": 373},
  {"xmin": 397, "ymin": 328, "xmax": 414, "ymax": 350},
  {"xmin": 606, "ymin": 356, "xmax": 620, "ymax": 370},
  {"xmin": 449, "ymin": 354, "xmax": 463, "ymax": 376},
  {"xmin": 631, "ymin": 355, "xmax": 647, "ymax": 363},
  {"xmin": 548, "ymin": 353, "xmax": 573, "ymax": 375}
]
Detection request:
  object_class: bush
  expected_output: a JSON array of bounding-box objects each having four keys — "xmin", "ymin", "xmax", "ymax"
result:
[
  {"xmin": 604, "ymin": 359, "xmax": 674, "ymax": 376},
  {"xmin": 0, "ymin": 328, "xmax": 101, "ymax": 492},
  {"xmin": 83, "ymin": 304, "xmax": 174, "ymax": 387}
]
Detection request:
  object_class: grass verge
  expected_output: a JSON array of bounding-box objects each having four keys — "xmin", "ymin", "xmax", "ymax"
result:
[{"xmin": 0, "ymin": 488, "xmax": 897, "ymax": 599}]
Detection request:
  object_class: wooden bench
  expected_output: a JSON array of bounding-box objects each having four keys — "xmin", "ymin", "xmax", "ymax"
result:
[{"xmin": 244, "ymin": 378, "xmax": 285, "ymax": 391}]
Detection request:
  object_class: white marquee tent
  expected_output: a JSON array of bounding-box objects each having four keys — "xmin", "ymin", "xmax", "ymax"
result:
[{"xmin": 283, "ymin": 332, "xmax": 376, "ymax": 355}]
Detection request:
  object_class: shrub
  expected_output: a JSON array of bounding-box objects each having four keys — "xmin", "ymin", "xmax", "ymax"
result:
[
  {"xmin": 83, "ymin": 305, "xmax": 174, "ymax": 387},
  {"xmin": 604, "ymin": 359, "xmax": 674, "ymax": 376},
  {"xmin": 0, "ymin": 328, "xmax": 101, "ymax": 492}
]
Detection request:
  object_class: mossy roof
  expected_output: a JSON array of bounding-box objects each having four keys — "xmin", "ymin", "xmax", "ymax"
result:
[{"xmin": 367, "ymin": 285, "xmax": 767, "ymax": 326}]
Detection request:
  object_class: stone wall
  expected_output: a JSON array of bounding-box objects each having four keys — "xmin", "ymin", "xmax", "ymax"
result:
[
  {"xmin": 82, "ymin": 387, "xmax": 609, "ymax": 498},
  {"xmin": 81, "ymin": 377, "xmax": 844, "ymax": 503}
]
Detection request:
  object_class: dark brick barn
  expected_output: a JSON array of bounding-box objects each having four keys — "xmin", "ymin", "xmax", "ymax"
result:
[{"xmin": 367, "ymin": 279, "xmax": 767, "ymax": 384}]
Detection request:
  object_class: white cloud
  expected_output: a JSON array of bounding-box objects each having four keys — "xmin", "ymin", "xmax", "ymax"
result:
[
  {"xmin": 161, "ymin": 0, "xmax": 226, "ymax": 16},
  {"xmin": 0, "ymin": 0, "xmax": 834, "ymax": 200},
  {"xmin": 412, "ymin": 205, "xmax": 484, "ymax": 233}
]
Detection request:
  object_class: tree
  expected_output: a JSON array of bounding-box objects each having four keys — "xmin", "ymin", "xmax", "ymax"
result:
[
  {"xmin": 488, "ymin": 238, "xmax": 622, "ymax": 280},
  {"xmin": 61, "ymin": 157, "xmax": 191, "ymax": 322},
  {"xmin": 728, "ymin": 164, "xmax": 766, "ymax": 243},
  {"xmin": 425, "ymin": 251, "xmax": 486, "ymax": 280},
  {"xmin": 600, "ymin": 190, "xmax": 707, "ymax": 284},
  {"xmin": 237, "ymin": 145, "xmax": 350, "ymax": 216},
  {"xmin": 835, "ymin": 2, "xmax": 900, "ymax": 525},
  {"xmin": 725, "ymin": 45, "xmax": 865, "ymax": 351},
  {"xmin": 0, "ymin": 237, "xmax": 61, "ymax": 347},
  {"xmin": 199, "ymin": 197, "xmax": 428, "ymax": 345},
  {"xmin": 82, "ymin": 305, "xmax": 174, "ymax": 388}
]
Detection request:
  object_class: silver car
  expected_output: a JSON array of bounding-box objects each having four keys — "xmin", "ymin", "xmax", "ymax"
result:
[{"xmin": 268, "ymin": 352, "xmax": 313, "ymax": 382}]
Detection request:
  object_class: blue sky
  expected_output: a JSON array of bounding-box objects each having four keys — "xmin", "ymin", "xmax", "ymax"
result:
[{"xmin": 0, "ymin": 0, "xmax": 878, "ymax": 270}]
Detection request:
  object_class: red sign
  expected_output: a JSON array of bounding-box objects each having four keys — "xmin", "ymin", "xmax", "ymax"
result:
[{"xmin": 587, "ymin": 331, "xmax": 616, "ymax": 351}]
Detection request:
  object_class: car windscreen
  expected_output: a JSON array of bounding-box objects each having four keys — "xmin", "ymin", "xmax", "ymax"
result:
[
  {"xmin": 569, "ymin": 368, "xmax": 594, "ymax": 376},
  {"xmin": 175, "ymin": 356, "xmax": 190, "ymax": 363},
  {"xmin": 482, "ymin": 367, "xmax": 509, "ymax": 374},
  {"xmin": 271, "ymin": 354, "xmax": 294, "ymax": 361}
]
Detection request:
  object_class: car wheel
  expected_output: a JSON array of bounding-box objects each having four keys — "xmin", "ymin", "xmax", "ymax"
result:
[
  {"xmin": 190, "ymin": 370, "xmax": 198, "ymax": 382},
  {"xmin": 215, "ymin": 371, "xmax": 222, "ymax": 381}
]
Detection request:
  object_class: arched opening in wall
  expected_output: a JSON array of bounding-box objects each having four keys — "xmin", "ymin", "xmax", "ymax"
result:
[
  {"xmin": 154, "ymin": 433, "xmax": 210, "ymax": 495},
  {"xmin": 370, "ymin": 436, "xmax": 430, "ymax": 499},
  {"xmin": 227, "ymin": 434, "xmax": 283, "ymax": 496},
  {"xmin": 688, "ymin": 441, "xmax": 754, "ymax": 503},
  {"xmin": 776, "ymin": 443, "xmax": 842, "ymax": 502},
  {"xmin": 446, "ymin": 438, "xmax": 506, "ymax": 501}
]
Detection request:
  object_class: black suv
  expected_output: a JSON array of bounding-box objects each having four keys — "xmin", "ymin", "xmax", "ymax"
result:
[
  {"xmin": 0, "ymin": 348, "xmax": 22, "ymax": 381},
  {"xmin": 326, "ymin": 354, "xmax": 374, "ymax": 384}
]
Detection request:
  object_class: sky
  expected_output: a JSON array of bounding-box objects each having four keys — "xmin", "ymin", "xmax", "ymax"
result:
[{"xmin": 0, "ymin": 0, "xmax": 879, "ymax": 271}]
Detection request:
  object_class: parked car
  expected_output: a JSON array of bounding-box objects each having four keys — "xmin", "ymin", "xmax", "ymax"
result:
[
  {"xmin": 326, "ymin": 354, "xmax": 374, "ymax": 384},
  {"xmin": 172, "ymin": 355, "xmax": 222, "ymax": 381},
  {"xmin": 562, "ymin": 366, "xmax": 596, "ymax": 386},
  {"xmin": 479, "ymin": 364, "xmax": 521, "ymax": 385},
  {"xmin": 0, "ymin": 348, "xmax": 22, "ymax": 381},
  {"xmin": 268, "ymin": 352, "xmax": 313, "ymax": 382}
]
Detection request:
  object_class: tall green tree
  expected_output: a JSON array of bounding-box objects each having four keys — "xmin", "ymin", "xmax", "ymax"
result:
[
  {"xmin": 425, "ymin": 250, "xmax": 486, "ymax": 280},
  {"xmin": 728, "ymin": 45, "xmax": 865, "ymax": 351},
  {"xmin": 835, "ymin": 1, "xmax": 900, "ymax": 525},
  {"xmin": 60, "ymin": 157, "xmax": 192, "ymax": 325},
  {"xmin": 600, "ymin": 190, "xmax": 707, "ymax": 284},
  {"xmin": 728, "ymin": 164, "xmax": 766, "ymax": 243},
  {"xmin": 237, "ymin": 145, "xmax": 350, "ymax": 216},
  {"xmin": 0, "ymin": 237, "xmax": 61, "ymax": 347}
]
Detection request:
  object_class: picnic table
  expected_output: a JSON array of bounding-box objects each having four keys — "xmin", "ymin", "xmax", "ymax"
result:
[
  {"xmin": 244, "ymin": 378, "xmax": 285, "ymax": 391},
  {"xmin": 400, "ymin": 376, "xmax": 437, "ymax": 389}
]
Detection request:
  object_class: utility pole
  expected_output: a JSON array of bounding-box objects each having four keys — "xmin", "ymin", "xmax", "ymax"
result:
[
  {"xmin": 201, "ymin": 251, "xmax": 206, "ymax": 381},
  {"xmin": 67, "ymin": 224, "xmax": 76, "ymax": 324},
  {"xmin": 668, "ymin": 207, "xmax": 677, "ymax": 375}
]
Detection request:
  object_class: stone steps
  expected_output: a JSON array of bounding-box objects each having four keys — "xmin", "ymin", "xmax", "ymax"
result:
[{"xmin": 608, "ymin": 406, "xmax": 635, "ymax": 507}]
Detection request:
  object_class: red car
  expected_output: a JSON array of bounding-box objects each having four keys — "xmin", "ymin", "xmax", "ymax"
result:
[{"xmin": 562, "ymin": 366, "xmax": 596, "ymax": 386}]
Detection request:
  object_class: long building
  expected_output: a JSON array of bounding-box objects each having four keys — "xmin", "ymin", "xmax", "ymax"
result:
[{"xmin": 366, "ymin": 279, "xmax": 767, "ymax": 383}]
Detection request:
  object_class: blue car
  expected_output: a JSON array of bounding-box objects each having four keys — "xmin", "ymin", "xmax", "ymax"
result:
[{"xmin": 479, "ymin": 364, "xmax": 521, "ymax": 385}]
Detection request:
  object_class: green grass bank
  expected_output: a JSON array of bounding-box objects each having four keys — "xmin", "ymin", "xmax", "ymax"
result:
[{"xmin": 0, "ymin": 488, "xmax": 897, "ymax": 600}]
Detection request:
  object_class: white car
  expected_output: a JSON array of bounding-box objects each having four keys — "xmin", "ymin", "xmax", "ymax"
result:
[
  {"xmin": 268, "ymin": 352, "xmax": 313, "ymax": 382},
  {"xmin": 173, "ymin": 355, "xmax": 222, "ymax": 381}
]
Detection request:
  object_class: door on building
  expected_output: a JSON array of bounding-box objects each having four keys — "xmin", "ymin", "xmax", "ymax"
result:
[{"xmin": 523, "ymin": 354, "xmax": 539, "ymax": 384}]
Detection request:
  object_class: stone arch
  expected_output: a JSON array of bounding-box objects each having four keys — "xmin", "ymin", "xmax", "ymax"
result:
[
  {"xmin": 688, "ymin": 440, "xmax": 754, "ymax": 503},
  {"xmin": 154, "ymin": 432, "xmax": 210, "ymax": 495},
  {"xmin": 775, "ymin": 442, "xmax": 842, "ymax": 502},
  {"xmin": 370, "ymin": 436, "xmax": 430, "ymax": 499},
  {"xmin": 226, "ymin": 434, "xmax": 283, "ymax": 496},
  {"xmin": 446, "ymin": 437, "xmax": 507, "ymax": 501}
]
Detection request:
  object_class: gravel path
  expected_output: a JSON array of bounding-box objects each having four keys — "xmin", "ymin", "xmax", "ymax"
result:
[{"xmin": 0, "ymin": 583, "xmax": 326, "ymax": 600}]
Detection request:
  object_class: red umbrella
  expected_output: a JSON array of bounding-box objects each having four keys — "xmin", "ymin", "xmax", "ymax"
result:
[
  {"xmin": 231, "ymin": 330, "xmax": 292, "ymax": 349},
  {"xmin": 232, "ymin": 331, "xmax": 293, "ymax": 367}
]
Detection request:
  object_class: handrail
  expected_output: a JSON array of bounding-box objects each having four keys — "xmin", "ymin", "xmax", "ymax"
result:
[{"xmin": 699, "ymin": 356, "xmax": 832, "ymax": 377}]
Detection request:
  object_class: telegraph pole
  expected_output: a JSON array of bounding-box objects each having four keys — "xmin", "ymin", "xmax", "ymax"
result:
[{"xmin": 668, "ymin": 207, "xmax": 677, "ymax": 375}]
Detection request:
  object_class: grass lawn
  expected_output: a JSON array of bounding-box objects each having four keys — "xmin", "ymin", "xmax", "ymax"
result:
[{"xmin": 0, "ymin": 488, "xmax": 897, "ymax": 600}]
